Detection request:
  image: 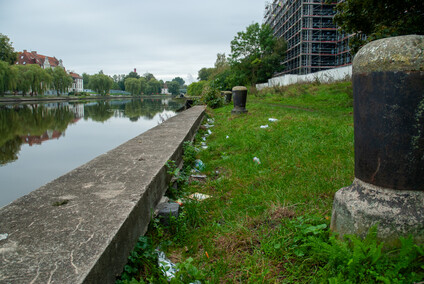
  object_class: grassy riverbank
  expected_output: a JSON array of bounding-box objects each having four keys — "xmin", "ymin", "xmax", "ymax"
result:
[{"xmin": 117, "ymin": 81, "xmax": 424, "ymax": 283}]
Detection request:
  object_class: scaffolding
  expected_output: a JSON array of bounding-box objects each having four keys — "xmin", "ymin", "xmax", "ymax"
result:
[{"xmin": 264, "ymin": 0, "xmax": 352, "ymax": 75}]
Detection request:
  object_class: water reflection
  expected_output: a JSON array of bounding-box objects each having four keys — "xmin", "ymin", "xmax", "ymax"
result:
[{"xmin": 0, "ymin": 98, "xmax": 182, "ymax": 166}]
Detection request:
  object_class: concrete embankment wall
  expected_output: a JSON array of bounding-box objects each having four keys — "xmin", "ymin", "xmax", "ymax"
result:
[
  {"xmin": 0, "ymin": 106, "xmax": 205, "ymax": 283},
  {"xmin": 256, "ymin": 65, "xmax": 352, "ymax": 90}
]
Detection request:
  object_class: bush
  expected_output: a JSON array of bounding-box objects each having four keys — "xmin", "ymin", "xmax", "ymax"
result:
[{"xmin": 201, "ymin": 85, "xmax": 223, "ymax": 109}]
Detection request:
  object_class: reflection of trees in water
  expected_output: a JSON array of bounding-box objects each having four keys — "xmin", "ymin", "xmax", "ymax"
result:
[
  {"xmin": 83, "ymin": 101, "xmax": 114, "ymax": 122},
  {"xmin": 123, "ymin": 99, "xmax": 182, "ymax": 121},
  {"xmin": 0, "ymin": 98, "xmax": 184, "ymax": 165},
  {"xmin": 0, "ymin": 104, "xmax": 76, "ymax": 165}
]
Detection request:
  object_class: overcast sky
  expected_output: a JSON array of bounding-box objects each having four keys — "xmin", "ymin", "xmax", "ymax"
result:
[{"xmin": 0, "ymin": 0, "xmax": 266, "ymax": 83}]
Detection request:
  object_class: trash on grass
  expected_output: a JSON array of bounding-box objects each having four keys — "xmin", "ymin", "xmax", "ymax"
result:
[
  {"xmin": 202, "ymin": 137, "xmax": 206, "ymax": 141},
  {"xmin": 157, "ymin": 250, "xmax": 177, "ymax": 281},
  {"xmin": 207, "ymin": 129, "xmax": 212, "ymax": 135},
  {"xmin": 260, "ymin": 124, "xmax": 269, "ymax": 129},
  {"xmin": 253, "ymin": 157, "xmax": 261, "ymax": 164},
  {"xmin": 226, "ymin": 135, "xmax": 229, "ymax": 139},
  {"xmin": 194, "ymin": 159, "xmax": 205, "ymax": 171},
  {"xmin": 189, "ymin": 193, "xmax": 211, "ymax": 201},
  {"xmin": 204, "ymin": 123, "xmax": 214, "ymax": 129},
  {"xmin": 0, "ymin": 233, "xmax": 8, "ymax": 241},
  {"xmin": 207, "ymin": 118, "xmax": 215, "ymax": 124},
  {"xmin": 269, "ymin": 118, "xmax": 278, "ymax": 122},
  {"xmin": 201, "ymin": 146, "xmax": 208, "ymax": 150},
  {"xmin": 201, "ymin": 142, "xmax": 207, "ymax": 146}
]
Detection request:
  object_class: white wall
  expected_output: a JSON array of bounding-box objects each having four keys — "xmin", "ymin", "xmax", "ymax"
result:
[{"xmin": 256, "ymin": 65, "xmax": 352, "ymax": 90}]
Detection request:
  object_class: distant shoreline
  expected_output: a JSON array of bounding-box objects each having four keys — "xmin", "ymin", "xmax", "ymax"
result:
[{"xmin": 0, "ymin": 94, "xmax": 179, "ymax": 104}]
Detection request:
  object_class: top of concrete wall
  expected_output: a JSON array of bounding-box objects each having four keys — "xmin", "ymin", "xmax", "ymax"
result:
[{"xmin": 353, "ymin": 35, "xmax": 424, "ymax": 74}]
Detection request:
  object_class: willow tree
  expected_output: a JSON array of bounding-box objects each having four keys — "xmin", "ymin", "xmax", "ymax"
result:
[{"xmin": 47, "ymin": 67, "xmax": 73, "ymax": 96}]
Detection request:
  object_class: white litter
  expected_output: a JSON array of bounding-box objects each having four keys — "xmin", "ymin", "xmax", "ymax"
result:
[
  {"xmin": 201, "ymin": 142, "xmax": 207, "ymax": 146},
  {"xmin": 157, "ymin": 250, "xmax": 177, "ymax": 281},
  {"xmin": 204, "ymin": 123, "xmax": 214, "ymax": 128},
  {"xmin": 253, "ymin": 157, "xmax": 261, "ymax": 164},
  {"xmin": 0, "ymin": 233, "xmax": 8, "ymax": 241},
  {"xmin": 260, "ymin": 125, "xmax": 269, "ymax": 129},
  {"xmin": 202, "ymin": 137, "xmax": 206, "ymax": 141},
  {"xmin": 269, "ymin": 118, "xmax": 278, "ymax": 122},
  {"xmin": 189, "ymin": 193, "xmax": 211, "ymax": 201},
  {"xmin": 226, "ymin": 135, "xmax": 229, "ymax": 139},
  {"xmin": 201, "ymin": 146, "xmax": 208, "ymax": 150},
  {"xmin": 207, "ymin": 118, "xmax": 215, "ymax": 123}
]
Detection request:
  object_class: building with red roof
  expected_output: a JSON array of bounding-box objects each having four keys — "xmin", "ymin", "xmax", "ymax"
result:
[{"xmin": 16, "ymin": 50, "xmax": 83, "ymax": 94}]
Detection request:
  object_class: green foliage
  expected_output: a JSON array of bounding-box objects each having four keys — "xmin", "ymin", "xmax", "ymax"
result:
[
  {"xmin": 0, "ymin": 60, "xmax": 17, "ymax": 95},
  {"xmin": 172, "ymin": 77, "xmax": 185, "ymax": 87},
  {"xmin": 229, "ymin": 23, "xmax": 287, "ymax": 85},
  {"xmin": 334, "ymin": 0, "xmax": 424, "ymax": 54},
  {"xmin": 125, "ymin": 77, "xmax": 141, "ymax": 95},
  {"xmin": 115, "ymin": 236, "xmax": 164, "ymax": 284},
  {"xmin": 187, "ymin": 81, "xmax": 206, "ymax": 96},
  {"xmin": 46, "ymin": 67, "xmax": 73, "ymax": 96},
  {"xmin": 201, "ymin": 84, "xmax": 223, "ymax": 109},
  {"xmin": 167, "ymin": 81, "xmax": 180, "ymax": 95},
  {"xmin": 197, "ymin": 67, "xmax": 214, "ymax": 81},
  {"xmin": 0, "ymin": 33, "xmax": 18, "ymax": 65},
  {"xmin": 89, "ymin": 72, "xmax": 113, "ymax": 96}
]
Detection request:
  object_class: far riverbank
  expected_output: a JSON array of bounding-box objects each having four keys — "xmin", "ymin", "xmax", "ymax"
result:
[{"xmin": 0, "ymin": 94, "xmax": 182, "ymax": 104}]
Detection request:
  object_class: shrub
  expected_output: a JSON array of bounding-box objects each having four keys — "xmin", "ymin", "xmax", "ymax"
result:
[{"xmin": 201, "ymin": 85, "xmax": 223, "ymax": 109}]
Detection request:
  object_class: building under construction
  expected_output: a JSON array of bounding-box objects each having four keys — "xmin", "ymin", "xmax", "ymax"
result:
[{"xmin": 264, "ymin": 0, "xmax": 352, "ymax": 75}]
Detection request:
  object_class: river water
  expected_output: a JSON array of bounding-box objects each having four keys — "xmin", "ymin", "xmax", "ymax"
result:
[{"xmin": 0, "ymin": 97, "xmax": 183, "ymax": 208}]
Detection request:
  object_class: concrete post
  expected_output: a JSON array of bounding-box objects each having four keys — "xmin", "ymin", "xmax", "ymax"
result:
[
  {"xmin": 331, "ymin": 35, "xmax": 424, "ymax": 246},
  {"xmin": 231, "ymin": 86, "xmax": 248, "ymax": 114},
  {"xmin": 222, "ymin": 91, "xmax": 232, "ymax": 103}
]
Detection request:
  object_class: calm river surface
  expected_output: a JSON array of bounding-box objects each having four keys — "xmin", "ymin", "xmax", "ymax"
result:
[{"xmin": 0, "ymin": 98, "xmax": 183, "ymax": 208}]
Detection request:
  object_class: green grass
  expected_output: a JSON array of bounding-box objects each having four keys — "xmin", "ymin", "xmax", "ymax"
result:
[{"xmin": 117, "ymin": 81, "xmax": 424, "ymax": 283}]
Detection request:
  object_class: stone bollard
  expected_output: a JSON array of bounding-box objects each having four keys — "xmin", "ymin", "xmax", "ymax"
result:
[
  {"xmin": 331, "ymin": 35, "xmax": 424, "ymax": 246},
  {"xmin": 231, "ymin": 86, "xmax": 248, "ymax": 114},
  {"xmin": 223, "ymin": 91, "xmax": 232, "ymax": 103}
]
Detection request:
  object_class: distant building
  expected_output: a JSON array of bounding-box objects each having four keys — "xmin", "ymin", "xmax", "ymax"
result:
[
  {"xmin": 17, "ymin": 50, "xmax": 64, "ymax": 69},
  {"xmin": 161, "ymin": 83, "xmax": 169, "ymax": 95},
  {"xmin": 69, "ymin": 72, "xmax": 83, "ymax": 93},
  {"xmin": 16, "ymin": 50, "xmax": 83, "ymax": 94},
  {"xmin": 264, "ymin": 0, "xmax": 353, "ymax": 75}
]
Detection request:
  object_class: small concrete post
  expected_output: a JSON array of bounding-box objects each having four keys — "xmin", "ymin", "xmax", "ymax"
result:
[
  {"xmin": 231, "ymin": 86, "xmax": 248, "ymax": 114},
  {"xmin": 223, "ymin": 91, "xmax": 232, "ymax": 103},
  {"xmin": 331, "ymin": 35, "xmax": 424, "ymax": 246}
]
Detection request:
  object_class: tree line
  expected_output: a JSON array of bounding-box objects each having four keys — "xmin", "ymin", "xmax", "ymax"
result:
[
  {"xmin": 82, "ymin": 71, "xmax": 186, "ymax": 96},
  {"xmin": 0, "ymin": 33, "xmax": 187, "ymax": 97}
]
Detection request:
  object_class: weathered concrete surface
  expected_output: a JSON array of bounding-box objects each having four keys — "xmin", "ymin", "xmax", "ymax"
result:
[
  {"xmin": 353, "ymin": 35, "xmax": 424, "ymax": 73},
  {"xmin": 0, "ymin": 105, "xmax": 205, "ymax": 283},
  {"xmin": 331, "ymin": 178, "xmax": 424, "ymax": 246}
]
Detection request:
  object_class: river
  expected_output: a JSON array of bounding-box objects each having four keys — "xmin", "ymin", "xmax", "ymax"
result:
[{"xmin": 0, "ymin": 97, "xmax": 184, "ymax": 207}]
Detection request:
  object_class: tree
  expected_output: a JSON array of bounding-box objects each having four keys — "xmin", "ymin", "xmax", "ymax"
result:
[
  {"xmin": 0, "ymin": 60, "xmax": 17, "ymax": 95},
  {"xmin": 145, "ymin": 78, "xmax": 161, "ymax": 95},
  {"xmin": 14, "ymin": 65, "xmax": 31, "ymax": 96},
  {"xmin": 47, "ymin": 67, "xmax": 73, "ymax": 96},
  {"xmin": 187, "ymin": 81, "xmax": 207, "ymax": 96},
  {"xmin": 197, "ymin": 67, "xmax": 214, "ymax": 81},
  {"xmin": 124, "ymin": 77, "xmax": 141, "ymax": 95},
  {"xmin": 167, "ymin": 81, "xmax": 180, "ymax": 95},
  {"xmin": 126, "ymin": 71, "xmax": 140, "ymax": 79},
  {"xmin": 25, "ymin": 64, "xmax": 51, "ymax": 96},
  {"xmin": 89, "ymin": 73, "xmax": 113, "ymax": 96},
  {"xmin": 143, "ymin": 73, "xmax": 155, "ymax": 81},
  {"xmin": 172, "ymin": 77, "xmax": 185, "ymax": 87},
  {"xmin": 229, "ymin": 23, "xmax": 286, "ymax": 85},
  {"xmin": 82, "ymin": 73, "xmax": 90, "ymax": 88},
  {"xmin": 0, "ymin": 34, "xmax": 18, "ymax": 65},
  {"xmin": 334, "ymin": 0, "xmax": 424, "ymax": 54}
]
